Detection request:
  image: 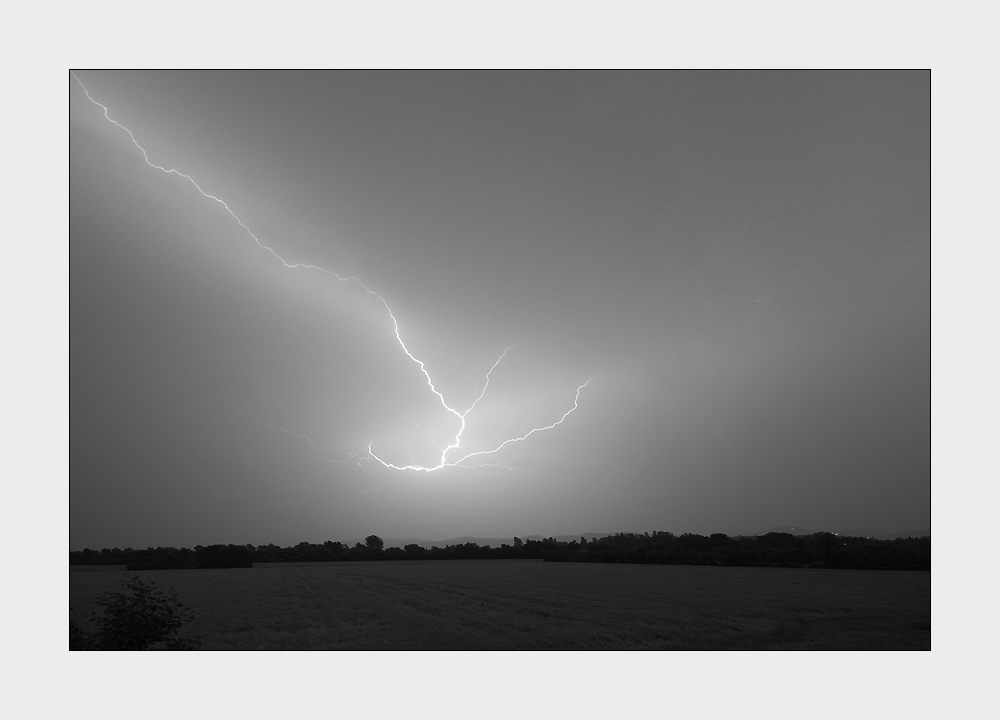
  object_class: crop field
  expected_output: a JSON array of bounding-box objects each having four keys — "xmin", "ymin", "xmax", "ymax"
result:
[{"xmin": 69, "ymin": 560, "xmax": 930, "ymax": 650}]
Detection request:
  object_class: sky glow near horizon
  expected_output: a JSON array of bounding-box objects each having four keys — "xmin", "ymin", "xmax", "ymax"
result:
[{"xmin": 70, "ymin": 71, "xmax": 929, "ymax": 548}]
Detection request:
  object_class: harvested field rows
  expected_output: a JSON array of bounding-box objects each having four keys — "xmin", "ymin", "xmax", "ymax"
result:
[{"xmin": 69, "ymin": 560, "xmax": 930, "ymax": 650}]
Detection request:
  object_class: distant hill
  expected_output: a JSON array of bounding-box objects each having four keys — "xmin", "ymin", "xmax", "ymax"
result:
[
  {"xmin": 878, "ymin": 529, "xmax": 931, "ymax": 540},
  {"xmin": 747, "ymin": 526, "xmax": 818, "ymax": 537},
  {"xmin": 347, "ymin": 527, "xmax": 930, "ymax": 550},
  {"xmin": 741, "ymin": 526, "xmax": 931, "ymax": 539}
]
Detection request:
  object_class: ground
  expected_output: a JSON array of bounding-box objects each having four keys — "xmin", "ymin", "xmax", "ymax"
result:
[{"xmin": 69, "ymin": 560, "xmax": 930, "ymax": 650}]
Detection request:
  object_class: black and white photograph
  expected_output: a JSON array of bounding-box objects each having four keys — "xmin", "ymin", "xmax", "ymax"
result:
[{"xmin": 68, "ymin": 69, "xmax": 930, "ymax": 652}]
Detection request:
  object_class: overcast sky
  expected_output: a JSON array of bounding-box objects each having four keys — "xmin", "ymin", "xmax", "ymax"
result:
[{"xmin": 70, "ymin": 71, "xmax": 929, "ymax": 548}]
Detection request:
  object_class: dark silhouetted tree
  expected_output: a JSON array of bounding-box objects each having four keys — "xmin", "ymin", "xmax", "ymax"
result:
[
  {"xmin": 365, "ymin": 535, "xmax": 384, "ymax": 552},
  {"xmin": 69, "ymin": 613, "xmax": 93, "ymax": 650},
  {"xmin": 76, "ymin": 575, "xmax": 196, "ymax": 650},
  {"xmin": 404, "ymin": 543, "xmax": 426, "ymax": 557}
]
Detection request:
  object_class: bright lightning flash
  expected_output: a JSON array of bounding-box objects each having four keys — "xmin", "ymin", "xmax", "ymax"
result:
[
  {"xmin": 72, "ymin": 72, "xmax": 593, "ymax": 473},
  {"xmin": 368, "ymin": 377, "xmax": 592, "ymax": 472}
]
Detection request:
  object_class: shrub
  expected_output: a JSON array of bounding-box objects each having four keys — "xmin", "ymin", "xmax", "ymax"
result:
[
  {"xmin": 69, "ymin": 614, "xmax": 94, "ymax": 650},
  {"xmin": 72, "ymin": 575, "xmax": 197, "ymax": 650}
]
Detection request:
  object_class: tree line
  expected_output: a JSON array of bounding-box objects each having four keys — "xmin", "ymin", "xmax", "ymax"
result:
[{"xmin": 70, "ymin": 531, "xmax": 930, "ymax": 571}]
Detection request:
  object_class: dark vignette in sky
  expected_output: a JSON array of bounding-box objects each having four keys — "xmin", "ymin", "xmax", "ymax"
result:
[{"xmin": 70, "ymin": 71, "xmax": 929, "ymax": 549}]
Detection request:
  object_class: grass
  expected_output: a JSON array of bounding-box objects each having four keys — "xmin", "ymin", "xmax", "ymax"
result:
[{"xmin": 69, "ymin": 560, "xmax": 930, "ymax": 650}]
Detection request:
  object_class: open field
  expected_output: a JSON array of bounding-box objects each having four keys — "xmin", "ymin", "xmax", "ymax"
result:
[{"xmin": 69, "ymin": 561, "xmax": 930, "ymax": 650}]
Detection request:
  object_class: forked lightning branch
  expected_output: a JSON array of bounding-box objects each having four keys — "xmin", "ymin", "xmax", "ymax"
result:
[{"xmin": 72, "ymin": 73, "xmax": 592, "ymax": 473}]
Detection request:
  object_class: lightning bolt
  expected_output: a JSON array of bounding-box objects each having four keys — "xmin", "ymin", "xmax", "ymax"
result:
[
  {"xmin": 368, "ymin": 377, "xmax": 593, "ymax": 472},
  {"xmin": 72, "ymin": 72, "xmax": 592, "ymax": 472}
]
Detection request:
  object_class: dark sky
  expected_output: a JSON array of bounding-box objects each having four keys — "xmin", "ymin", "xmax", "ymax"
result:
[{"xmin": 70, "ymin": 71, "xmax": 929, "ymax": 549}]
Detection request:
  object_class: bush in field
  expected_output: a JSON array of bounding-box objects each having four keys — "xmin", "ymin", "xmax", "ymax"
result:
[
  {"xmin": 69, "ymin": 614, "xmax": 94, "ymax": 650},
  {"xmin": 71, "ymin": 575, "xmax": 197, "ymax": 650}
]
